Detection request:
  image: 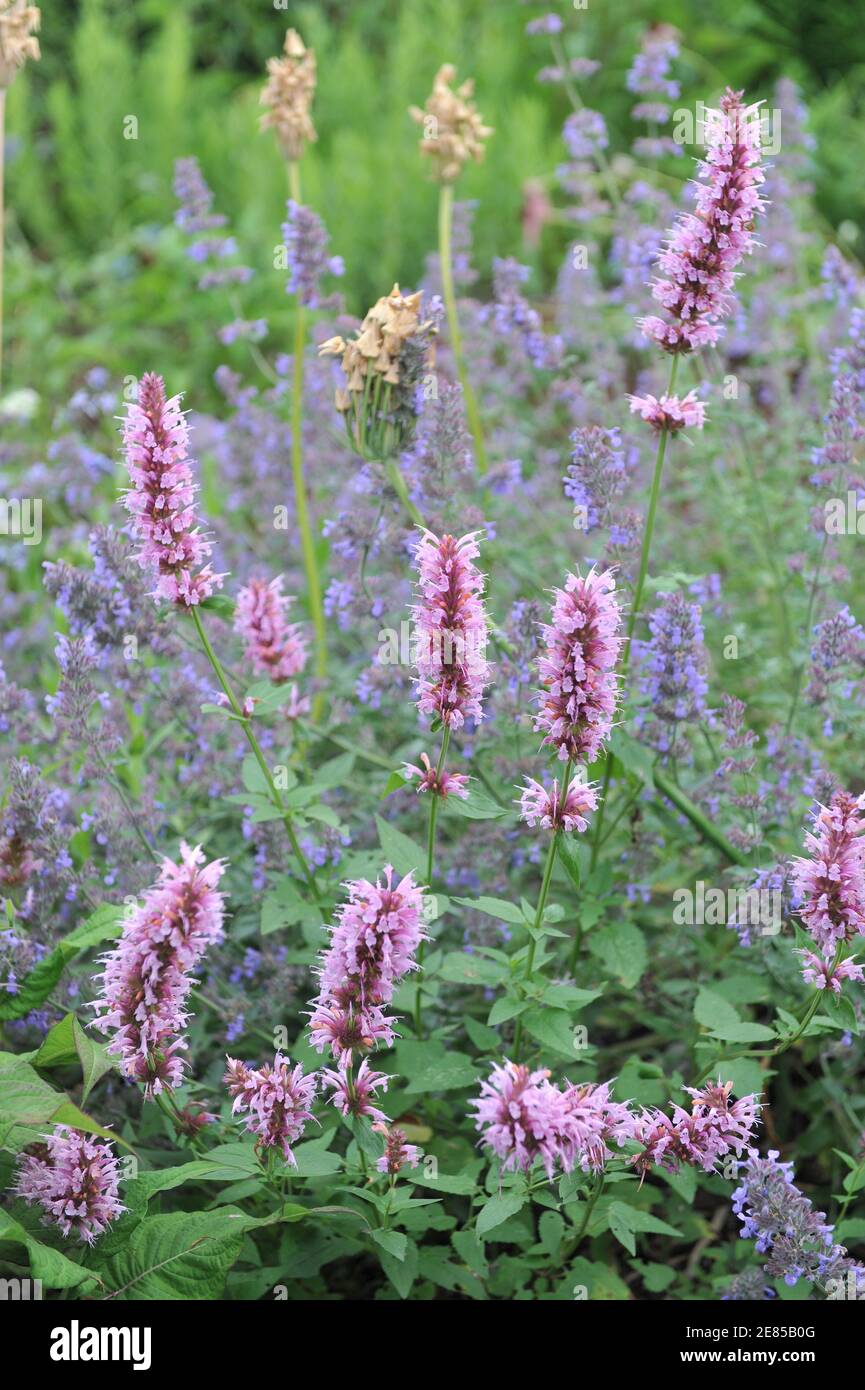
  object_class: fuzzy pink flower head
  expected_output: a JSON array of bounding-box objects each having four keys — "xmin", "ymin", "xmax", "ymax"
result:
[
  {"xmin": 534, "ymin": 567, "xmax": 624, "ymax": 765},
  {"xmin": 470, "ymin": 1059, "xmax": 574, "ymax": 1179},
  {"xmin": 316, "ymin": 865, "xmax": 427, "ymax": 1013},
  {"xmin": 638, "ymin": 88, "xmax": 765, "ymax": 354},
  {"xmin": 91, "ymin": 842, "xmax": 226, "ymax": 1098},
  {"xmin": 321, "ymin": 1058, "xmax": 390, "ymax": 1122},
  {"xmin": 518, "ymin": 774, "xmax": 599, "ymax": 834},
  {"xmin": 792, "ymin": 791, "xmax": 865, "ymax": 958},
  {"xmin": 121, "ymin": 372, "xmax": 224, "ymax": 606},
  {"xmin": 799, "ymin": 949, "xmax": 864, "ymax": 994},
  {"xmin": 224, "ymin": 1053, "xmax": 317, "ymax": 1163},
  {"xmin": 412, "ymin": 529, "xmax": 491, "ymax": 730},
  {"xmin": 632, "ymin": 1079, "xmax": 760, "ymax": 1178},
  {"xmin": 403, "ymin": 751, "xmax": 470, "ymax": 800},
  {"xmin": 234, "ymin": 575, "xmax": 307, "ymax": 682},
  {"xmin": 307, "ymin": 999, "xmax": 396, "ymax": 1065},
  {"xmin": 560, "ymin": 1079, "xmax": 640, "ymax": 1173},
  {"xmin": 14, "ymin": 1126, "xmax": 125, "ymax": 1245},
  {"xmin": 627, "ymin": 389, "xmax": 707, "ymax": 433},
  {"xmin": 373, "ymin": 1123, "xmax": 422, "ymax": 1175}
]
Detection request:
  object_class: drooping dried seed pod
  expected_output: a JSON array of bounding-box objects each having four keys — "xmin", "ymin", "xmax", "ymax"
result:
[
  {"xmin": 409, "ymin": 63, "xmax": 492, "ymax": 184},
  {"xmin": 0, "ymin": 1, "xmax": 40, "ymax": 89},
  {"xmin": 260, "ymin": 28, "xmax": 317, "ymax": 164}
]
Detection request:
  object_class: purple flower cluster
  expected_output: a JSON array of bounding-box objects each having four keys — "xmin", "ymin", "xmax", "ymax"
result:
[
  {"xmin": 308, "ymin": 866, "xmax": 426, "ymax": 1070},
  {"xmin": 631, "ymin": 1080, "xmax": 759, "ymax": 1178},
  {"xmin": 792, "ymin": 790, "xmax": 865, "ymax": 960},
  {"xmin": 173, "ymin": 157, "xmax": 253, "ymax": 292},
  {"xmin": 413, "ymin": 529, "xmax": 490, "ymax": 730},
  {"xmin": 639, "ymin": 88, "xmax": 765, "ymax": 354},
  {"xmin": 91, "ymin": 842, "xmax": 226, "ymax": 1096},
  {"xmin": 636, "ymin": 591, "xmax": 708, "ymax": 759},
  {"xmin": 535, "ymin": 567, "xmax": 624, "ymax": 765},
  {"xmin": 518, "ymin": 774, "xmax": 598, "ymax": 834},
  {"xmin": 282, "ymin": 200, "xmax": 344, "ymax": 308},
  {"xmin": 14, "ymin": 1125, "xmax": 125, "ymax": 1244},
  {"xmin": 732, "ymin": 1149, "xmax": 865, "ymax": 1291},
  {"xmin": 224, "ymin": 1053, "xmax": 317, "ymax": 1163}
]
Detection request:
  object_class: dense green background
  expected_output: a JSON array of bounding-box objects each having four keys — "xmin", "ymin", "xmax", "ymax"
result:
[{"xmin": 5, "ymin": 0, "xmax": 865, "ymax": 393}]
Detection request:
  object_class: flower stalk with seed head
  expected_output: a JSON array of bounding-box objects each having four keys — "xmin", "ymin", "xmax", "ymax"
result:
[{"xmin": 410, "ymin": 65, "xmax": 492, "ymax": 473}]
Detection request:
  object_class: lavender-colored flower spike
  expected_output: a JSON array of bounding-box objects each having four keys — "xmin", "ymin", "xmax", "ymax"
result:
[
  {"xmin": 639, "ymin": 88, "xmax": 766, "ymax": 355},
  {"xmin": 534, "ymin": 566, "xmax": 624, "ymax": 765},
  {"xmin": 791, "ymin": 790, "xmax": 865, "ymax": 958},
  {"xmin": 413, "ymin": 529, "xmax": 491, "ymax": 730},
  {"xmin": 121, "ymin": 373, "xmax": 224, "ymax": 607},
  {"xmin": 14, "ymin": 1126, "xmax": 125, "ymax": 1244},
  {"xmin": 91, "ymin": 842, "xmax": 226, "ymax": 1097},
  {"xmin": 224, "ymin": 1054, "xmax": 317, "ymax": 1164},
  {"xmin": 518, "ymin": 775, "xmax": 598, "ymax": 834},
  {"xmin": 732, "ymin": 1149, "xmax": 865, "ymax": 1291},
  {"xmin": 282, "ymin": 200, "xmax": 343, "ymax": 308},
  {"xmin": 234, "ymin": 576, "xmax": 307, "ymax": 683}
]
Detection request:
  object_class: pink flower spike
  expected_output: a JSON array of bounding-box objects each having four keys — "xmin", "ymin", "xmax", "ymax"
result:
[
  {"xmin": 412, "ymin": 529, "xmax": 491, "ymax": 730},
  {"xmin": 121, "ymin": 372, "xmax": 225, "ymax": 606},
  {"xmin": 403, "ymin": 751, "xmax": 470, "ymax": 799},
  {"xmin": 518, "ymin": 774, "xmax": 599, "ymax": 833},
  {"xmin": 626, "ymin": 389, "xmax": 707, "ymax": 433},
  {"xmin": 534, "ymin": 566, "xmax": 624, "ymax": 765},
  {"xmin": 91, "ymin": 843, "xmax": 227, "ymax": 1098},
  {"xmin": 792, "ymin": 791, "xmax": 865, "ymax": 957},
  {"xmin": 799, "ymin": 949, "xmax": 864, "ymax": 994},
  {"xmin": 373, "ymin": 1123, "xmax": 422, "ymax": 1175},
  {"xmin": 234, "ymin": 575, "xmax": 308, "ymax": 683},
  {"xmin": 224, "ymin": 1052, "xmax": 317, "ymax": 1163},
  {"xmin": 637, "ymin": 88, "xmax": 766, "ymax": 354},
  {"xmin": 321, "ymin": 1058, "xmax": 390, "ymax": 1122},
  {"xmin": 14, "ymin": 1125, "xmax": 125, "ymax": 1245}
]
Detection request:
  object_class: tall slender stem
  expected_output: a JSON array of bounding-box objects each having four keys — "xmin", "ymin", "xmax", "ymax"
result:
[
  {"xmin": 438, "ymin": 183, "xmax": 487, "ymax": 474},
  {"xmin": 590, "ymin": 354, "xmax": 680, "ymax": 869},
  {"xmin": 414, "ymin": 727, "xmax": 451, "ymax": 1040},
  {"xmin": 287, "ymin": 160, "xmax": 327, "ymax": 716},
  {"xmin": 189, "ymin": 605, "xmax": 323, "ymax": 917},
  {"xmin": 513, "ymin": 758, "xmax": 573, "ymax": 1061}
]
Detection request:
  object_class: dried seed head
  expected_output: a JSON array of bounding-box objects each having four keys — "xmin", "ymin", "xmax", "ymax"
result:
[
  {"xmin": 319, "ymin": 284, "xmax": 436, "ymax": 457},
  {"xmin": 0, "ymin": 1, "xmax": 40, "ymax": 89},
  {"xmin": 409, "ymin": 63, "xmax": 493, "ymax": 184},
  {"xmin": 260, "ymin": 28, "xmax": 317, "ymax": 164}
]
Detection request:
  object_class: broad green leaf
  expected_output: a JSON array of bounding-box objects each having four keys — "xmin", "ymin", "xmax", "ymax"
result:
[
  {"xmin": 588, "ymin": 920, "xmax": 647, "ymax": 989},
  {"xmin": 375, "ymin": 814, "xmax": 426, "ymax": 877},
  {"xmin": 95, "ymin": 1209, "xmax": 248, "ymax": 1300},
  {"xmin": 476, "ymin": 1193, "xmax": 525, "ymax": 1237}
]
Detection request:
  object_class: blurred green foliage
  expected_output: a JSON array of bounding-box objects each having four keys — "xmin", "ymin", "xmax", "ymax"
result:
[{"xmin": 4, "ymin": 0, "xmax": 864, "ymax": 393}]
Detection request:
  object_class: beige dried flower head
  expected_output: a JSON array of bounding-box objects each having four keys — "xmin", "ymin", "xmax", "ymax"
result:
[
  {"xmin": 319, "ymin": 284, "xmax": 437, "ymax": 458},
  {"xmin": 260, "ymin": 28, "xmax": 317, "ymax": 164},
  {"xmin": 409, "ymin": 63, "xmax": 493, "ymax": 184},
  {"xmin": 0, "ymin": 1, "xmax": 40, "ymax": 90}
]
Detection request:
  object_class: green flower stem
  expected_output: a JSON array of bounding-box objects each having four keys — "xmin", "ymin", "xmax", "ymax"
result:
[
  {"xmin": 414, "ymin": 726, "xmax": 452, "ymax": 1040},
  {"xmin": 288, "ymin": 160, "xmax": 328, "ymax": 717},
  {"xmin": 190, "ymin": 605, "xmax": 323, "ymax": 917},
  {"xmin": 384, "ymin": 455, "xmax": 424, "ymax": 527},
  {"xmin": 513, "ymin": 757, "xmax": 574, "ymax": 1061},
  {"xmin": 590, "ymin": 354, "xmax": 680, "ymax": 869},
  {"xmin": 439, "ymin": 183, "xmax": 488, "ymax": 474}
]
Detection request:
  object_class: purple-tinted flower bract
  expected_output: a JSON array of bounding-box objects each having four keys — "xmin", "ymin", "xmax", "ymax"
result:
[
  {"xmin": 224, "ymin": 1053, "xmax": 317, "ymax": 1163},
  {"xmin": 534, "ymin": 567, "xmax": 624, "ymax": 765},
  {"xmin": 413, "ymin": 529, "xmax": 490, "ymax": 731},
  {"xmin": 14, "ymin": 1125, "xmax": 125, "ymax": 1244},
  {"xmin": 234, "ymin": 575, "xmax": 307, "ymax": 683},
  {"xmin": 121, "ymin": 373, "xmax": 223, "ymax": 608},
  {"xmin": 639, "ymin": 88, "xmax": 765, "ymax": 354},
  {"xmin": 91, "ymin": 842, "xmax": 226, "ymax": 1097},
  {"xmin": 282, "ymin": 199, "xmax": 343, "ymax": 309},
  {"xmin": 792, "ymin": 790, "xmax": 865, "ymax": 958}
]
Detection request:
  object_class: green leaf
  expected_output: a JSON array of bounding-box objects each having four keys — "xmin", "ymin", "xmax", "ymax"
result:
[
  {"xmin": 291, "ymin": 1139, "xmax": 343, "ymax": 1178},
  {"xmin": 33, "ymin": 1014, "xmax": 115, "ymax": 1102},
  {"xmin": 0, "ymin": 1210, "xmax": 101, "ymax": 1291},
  {"xmin": 372, "ymin": 1229, "xmax": 408, "ymax": 1261},
  {"xmin": 0, "ymin": 905, "xmax": 124, "ymax": 1022},
  {"xmin": 521, "ymin": 1007, "xmax": 580, "ymax": 1059},
  {"xmin": 588, "ymin": 920, "xmax": 647, "ymax": 989},
  {"xmin": 375, "ymin": 814, "xmax": 426, "ymax": 876},
  {"xmin": 557, "ymin": 833, "xmax": 582, "ymax": 891},
  {"xmin": 438, "ymin": 951, "xmax": 508, "ymax": 986},
  {"xmin": 694, "ymin": 987, "xmax": 741, "ymax": 1034},
  {"xmin": 538, "ymin": 1210, "xmax": 565, "ymax": 1257},
  {"xmin": 452, "ymin": 895, "xmax": 526, "ymax": 925},
  {"xmin": 487, "ymin": 996, "xmax": 529, "ymax": 1026},
  {"xmin": 377, "ymin": 1236, "xmax": 418, "ymax": 1298},
  {"xmin": 95, "ymin": 1209, "xmax": 247, "ymax": 1300},
  {"xmin": 397, "ymin": 1042, "xmax": 478, "ymax": 1094},
  {"xmin": 477, "ymin": 1193, "xmax": 526, "ymax": 1237},
  {"xmin": 446, "ymin": 788, "xmax": 507, "ymax": 820}
]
